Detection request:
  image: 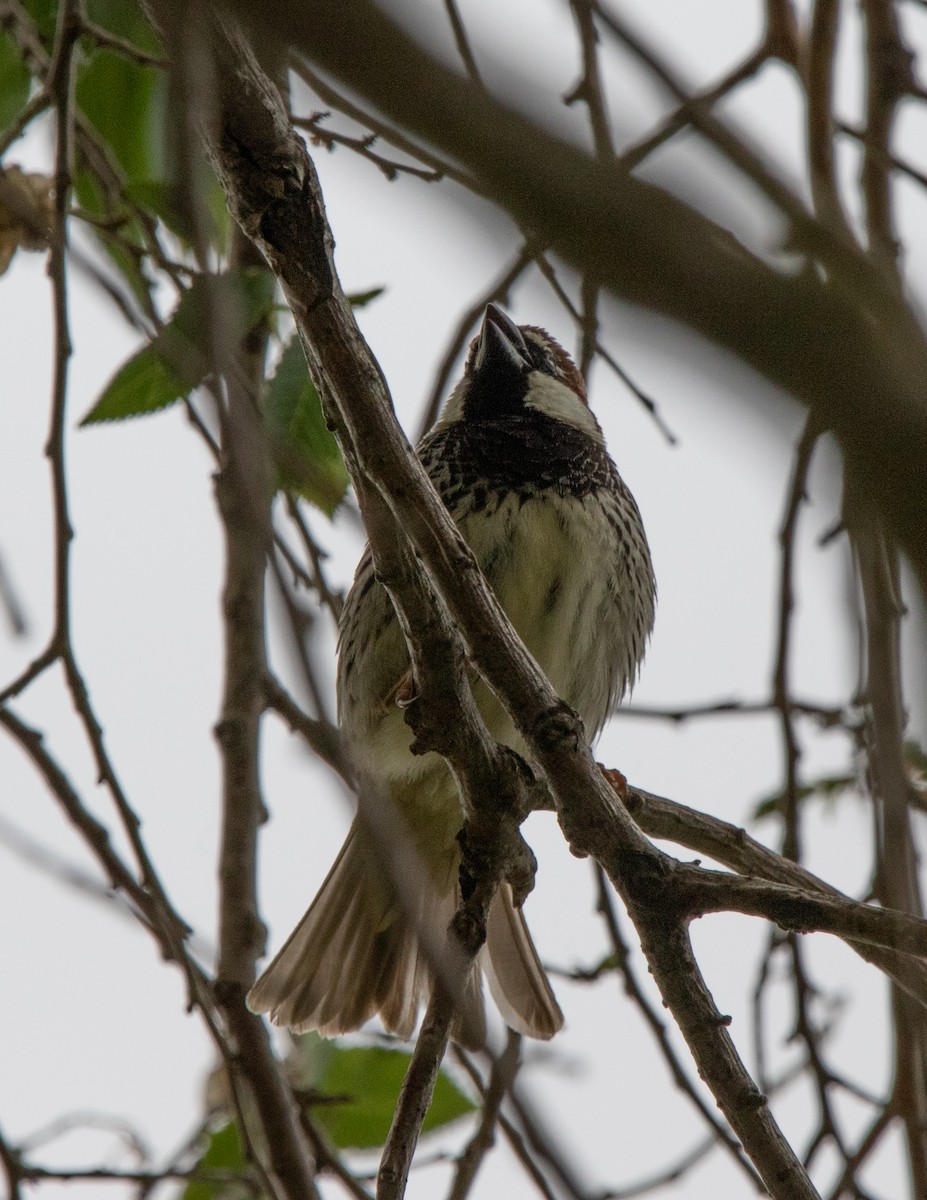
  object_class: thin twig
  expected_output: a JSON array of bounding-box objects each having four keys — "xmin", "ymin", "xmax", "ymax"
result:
[
  {"xmin": 773, "ymin": 418, "xmax": 818, "ymax": 860},
  {"xmin": 443, "ymin": 0, "xmax": 484, "ymax": 88},
  {"xmin": 616, "ymin": 697, "xmax": 852, "ymax": 726},
  {"xmin": 446, "ymin": 1031, "xmax": 521, "ymax": 1200},
  {"xmin": 838, "ymin": 120, "xmax": 927, "ymax": 193},
  {"xmin": 293, "ymin": 60, "xmax": 475, "ymax": 191},
  {"xmin": 618, "ymin": 47, "xmax": 767, "ymax": 172},
  {"xmin": 805, "ymin": 0, "xmax": 856, "ymax": 239},
  {"xmin": 293, "ymin": 112, "xmax": 443, "ymax": 182},
  {"xmin": 79, "ymin": 18, "xmax": 169, "ymax": 68},
  {"xmin": 855, "ymin": 3, "xmax": 926, "ymax": 1189},
  {"xmin": 0, "ymin": 88, "xmax": 52, "ymax": 158},
  {"xmin": 284, "ymin": 494, "xmax": 345, "ymax": 620},
  {"xmin": 594, "ymin": 867, "xmax": 764, "ymax": 1190},
  {"xmin": 263, "ymin": 670, "xmax": 347, "ymax": 780},
  {"xmin": 532, "ymin": 252, "xmax": 677, "ymax": 444},
  {"xmin": 0, "ymin": 1123, "xmax": 23, "ymax": 1200},
  {"xmin": 452, "ymin": 1050, "xmax": 559, "ymax": 1200},
  {"xmin": 567, "ymin": 0, "xmax": 615, "ymax": 162}
]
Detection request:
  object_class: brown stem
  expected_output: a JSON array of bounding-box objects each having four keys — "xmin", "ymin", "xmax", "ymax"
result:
[{"xmin": 195, "ymin": 13, "xmax": 822, "ymax": 1193}]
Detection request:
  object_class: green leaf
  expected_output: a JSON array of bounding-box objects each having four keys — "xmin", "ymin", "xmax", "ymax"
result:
[
  {"xmin": 126, "ymin": 173, "xmax": 230, "ymax": 253},
  {"xmin": 905, "ymin": 739, "xmax": 927, "ymax": 775},
  {"xmin": 0, "ymin": 32, "xmax": 31, "ymax": 133},
  {"xmin": 265, "ymin": 335, "xmax": 349, "ymax": 515},
  {"xmin": 84, "ymin": 0, "xmax": 162, "ymax": 51},
  {"xmin": 346, "ymin": 285, "xmax": 385, "ymax": 308},
  {"xmin": 81, "ymin": 344, "xmax": 189, "ymax": 424},
  {"xmin": 182, "ymin": 1122, "xmax": 249, "ymax": 1200},
  {"xmin": 22, "ymin": 0, "xmax": 57, "ymax": 42},
  {"xmin": 76, "ymin": 50, "xmax": 165, "ymax": 185},
  {"xmin": 82, "ymin": 267, "xmax": 275, "ymax": 424},
  {"xmin": 753, "ymin": 773, "xmax": 856, "ymax": 822},
  {"xmin": 309, "ymin": 1043, "xmax": 475, "ymax": 1150},
  {"xmin": 74, "ymin": 166, "xmax": 159, "ymax": 311}
]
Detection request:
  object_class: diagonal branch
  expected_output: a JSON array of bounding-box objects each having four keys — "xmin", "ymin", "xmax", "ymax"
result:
[
  {"xmin": 195, "ymin": 12, "xmax": 822, "ymax": 1197},
  {"xmin": 222, "ymin": 0, "xmax": 927, "ymax": 600}
]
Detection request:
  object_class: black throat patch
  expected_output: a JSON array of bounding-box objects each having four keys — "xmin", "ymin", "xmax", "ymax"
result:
[{"xmin": 420, "ymin": 410, "xmax": 613, "ymax": 499}]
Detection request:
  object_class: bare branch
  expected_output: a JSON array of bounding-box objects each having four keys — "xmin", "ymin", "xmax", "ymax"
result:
[
  {"xmin": 773, "ymin": 419, "xmax": 819, "ymax": 860},
  {"xmin": 196, "ymin": 13, "xmax": 822, "ymax": 1193},
  {"xmin": 593, "ymin": 868, "xmax": 764, "ymax": 1189},
  {"xmin": 443, "ymin": 0, "xmax": 485, "ymax": 89},
  {"xmin": 805, "ymin": 0, "xmax": 856, "ymax": 239},
  {"xmin": 229, "ymin": 0, "xmax": 927, "ymax": 595},
  {"xmin": 446, "ymin": 1032, "xmax": 520, "ymax": 1200}
]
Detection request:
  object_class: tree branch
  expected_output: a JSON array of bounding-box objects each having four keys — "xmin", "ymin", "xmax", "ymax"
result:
[
  {"xmin": 192, "ymin": 12, "xmax": 822, "ymax": 1195},
  {"xmin": 223, "ymin": 0, "xmax": 927, "ymax": 600}
]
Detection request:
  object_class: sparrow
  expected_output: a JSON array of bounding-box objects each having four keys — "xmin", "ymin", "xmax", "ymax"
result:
[{"xmin": 247, "ymin": 304, "xmax": 656, "ymax": 1042}]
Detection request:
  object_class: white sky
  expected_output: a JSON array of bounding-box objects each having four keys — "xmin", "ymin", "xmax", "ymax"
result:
[{"xmin": 2, "ymin": 1, "xmax": 926, "ymax": 1197}]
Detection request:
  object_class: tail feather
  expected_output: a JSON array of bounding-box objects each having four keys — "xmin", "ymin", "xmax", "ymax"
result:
[
  {"xmin": 248, "ymin": 827, "xmax": 561, "ymax": 1043},
  {"xmin": 376, "ymin": 919, "xmax": 427, "ymax": 1039},
  {"xmin": 248, "ymin": 824, "xmax": 428, "ymax": 1037},
  {"xmin": 483, "ymin": 883, "xmax": 564, "ymax": 1040}
]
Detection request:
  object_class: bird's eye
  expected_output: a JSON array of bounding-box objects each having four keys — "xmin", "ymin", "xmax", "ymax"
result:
[{"xmin": 527, "ymin": 342, "xmax": 558, "ymax": 377}]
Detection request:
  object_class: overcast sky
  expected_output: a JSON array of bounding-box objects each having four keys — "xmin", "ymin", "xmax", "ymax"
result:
[{"xmin": 2, "ymin": 2, "xmax": 926, "ymax": 1197}]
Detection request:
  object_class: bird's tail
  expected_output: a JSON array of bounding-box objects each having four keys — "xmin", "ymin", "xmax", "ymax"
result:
[
  {"xmin": 247, "ymin": 822, "xmax": 563, "ymax": 1042},
  {"xmin": 483, "ymin": 883, "xmax": 564, "ymax": 1040},
  {"xmin": 247, "ymin": 821, "xmax": 432, "ymax": 1039}
]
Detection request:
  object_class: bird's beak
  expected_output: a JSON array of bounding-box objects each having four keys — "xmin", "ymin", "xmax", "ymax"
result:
[{"xmin": 475, "ymin": 304, "xmax": 530, "ymax": 376}]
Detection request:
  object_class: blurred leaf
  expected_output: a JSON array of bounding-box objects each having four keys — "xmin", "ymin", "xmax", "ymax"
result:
[
  {"xmin": 346, "ymin": 285, "xmax": 385, "ymax": 308},
  {"xmin": 76, "ymin": 50, "xmax": 165, "ymax": 185},
  {"xmin": 126, "ymin": 171, "xmax": 230, "ymax": 253},
  {"xmin": 81, "ymin": 267, "xmax": 275, "ymax": 424},
  {"xmin": 70, "ymin": 5, "xmax": 169, "ymax": 302},
  {"xmin": 22, "ymin": 0, "xmax": 57, "ymax": 42},
  {"xmin": 753, "ymin": 773, "xmax": 856, "ymax": 822},
  {"xmin": 182, "ymin": 1122, "xmax": 251, "ymax": 1200},
  {"xmin": 85, "ymin": 0, "xmax": 162, "ymax": 51},
  {"xmin": 73, "ymin": 167, "xmax": 157, "ymax": 309},
  {"xmin": 266, "ymin": 335, "xmax": 349, "ymax": 515},
  {"xmin": 309, "ymin": 1043, "xmax": 474, "ymax": 1150},
  {"xmin": 125, "ymin": 178, "xmax": 184, "ymax": 232},
  {"xmin": 0, "ymin": 167, "xmax": 52, "ymax": 274},
  {"xmin": 905, "ymin": 739, "xmax": 927, "ymax": 775},
  {"xmin": 0, "ymin": 32, "xmax": 31, "ymax": 132}
]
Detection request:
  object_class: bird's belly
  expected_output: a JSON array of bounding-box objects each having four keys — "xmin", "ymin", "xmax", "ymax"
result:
[
  {"xmin": 342, "ymin": 487, "xmax": 633, "ymax": 812},
  {"xmin": 461, "ymin": 489, "xmax": 624, "ymax": 745}
]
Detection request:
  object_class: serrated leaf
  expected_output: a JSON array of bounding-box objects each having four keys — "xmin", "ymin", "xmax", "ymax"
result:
[
  {"xmin": 182, "ymin": 1122, "xmax": 250, "ymax": 1200},
  {"xmin": 310, "ymin": 1044, "xmax": 474, "ymax": 1150},
  {"xmin": 82, "ymin": 267, "xmax": 275, "ymax": 424},
  {"xmin": 81, "ymin": 344, "xmax": 188, "ymax": 424},
  {"xmin": 266, "ymin": 335, "xmax": 348, "ymax": 515},
  {"xmin": 0, "ymin": 32, "xmax": 31, "ymax": 133}
]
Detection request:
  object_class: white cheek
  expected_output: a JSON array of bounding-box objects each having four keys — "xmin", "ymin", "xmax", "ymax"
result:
[{"xmin": 524, "ymin": 373, "xmax": 604, "ymax": 442}]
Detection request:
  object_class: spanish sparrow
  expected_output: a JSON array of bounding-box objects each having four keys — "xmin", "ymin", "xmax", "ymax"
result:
[{"xmin": 248, "ymin": 305, "xmax": 656, "ymax": 1041}]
